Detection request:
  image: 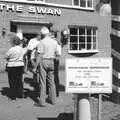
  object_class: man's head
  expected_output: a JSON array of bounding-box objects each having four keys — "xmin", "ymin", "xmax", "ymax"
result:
[
  {"xmin": 11, "ymin": 35, "xmax": 21, "ymax": 46},
  {"xmin": 8, "ymin": 32, "xmax": 21, "ymax": 46},
  {"xmin": 40, "ymin": 26, "xmax": 49, "ymax": 38},
  {"xmin": 36, "ymin": 33, "xmax": 42, "ymax": 41}
]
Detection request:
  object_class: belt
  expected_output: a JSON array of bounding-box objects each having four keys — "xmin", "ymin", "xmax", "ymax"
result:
[{"xmin": 42, "ymin": 58, "xmax": 55, "ymax": 60}]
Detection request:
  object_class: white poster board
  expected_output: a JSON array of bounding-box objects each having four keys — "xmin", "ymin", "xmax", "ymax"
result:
[{"xmin": 65, "ymin": 58, "xmax": 112, "ymax": 93}]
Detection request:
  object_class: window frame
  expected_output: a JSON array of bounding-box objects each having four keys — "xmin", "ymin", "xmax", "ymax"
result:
[
  {"xmin": 68, "ymin": 26, "xmax": 98, "ymax": 54},
  {"xmin": 26, "ymin": 0, "xmax": 45, "ymax": 2},
  {"xmin": 72, "ymin": 0, "xmax": 93, "ymax": 9}
]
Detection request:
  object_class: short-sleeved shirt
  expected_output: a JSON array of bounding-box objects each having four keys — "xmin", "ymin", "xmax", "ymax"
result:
[
  {"xmin": 27, "ymin": 38, "xmax": 40, "ymax": 51},
  {"xmin": 31, "ymin": 48, "xmax": 37, "ymax": 60},
  {"xmin": 37, "ymin": 36, "xmax": 61, "ymax": 59},
  {"xmin": 5, "ymin": 46, "xmax": 26, "ymax": 67}
]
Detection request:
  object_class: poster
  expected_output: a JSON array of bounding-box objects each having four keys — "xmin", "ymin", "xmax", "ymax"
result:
[{"xmin": 66, "ymin": 58, "xmax": 112, "ymax": 93}]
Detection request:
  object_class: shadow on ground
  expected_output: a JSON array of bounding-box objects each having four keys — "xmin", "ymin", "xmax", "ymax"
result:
[
  {"xmin": 24, "ymin": 77, "xmax": 65, "ymax": 91},
  {"xmin": 0, "ymin": 76, "xmax": 65, "ymax": 102},
  {"xmin": 0, "ymin": 87, "xmax": 39, "ymax": 102},
  {"xmin": 91, "ymin": 92, "xmax": 120, "ymax": 104},
  {"xmin": 37, "ymin": 113, "xmax": 73, "ymax": 120},
  {"xmin": 0, "ymin": 87, "xmax": 16, "ymax": 100}
]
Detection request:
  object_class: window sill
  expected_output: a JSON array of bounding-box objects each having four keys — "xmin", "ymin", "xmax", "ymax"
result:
[
  {"xmin": 68, "ymin": 50, "xmax": 99, "ymax": 54},
  {"xmin": 72, "ymin": 6, "xmax": 94, "ymax": 10}
]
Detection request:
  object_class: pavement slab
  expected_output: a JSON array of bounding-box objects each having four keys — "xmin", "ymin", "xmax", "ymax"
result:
[{"xmin": 0, "ymin": 72, "xmax": 120, "ymax": 120}]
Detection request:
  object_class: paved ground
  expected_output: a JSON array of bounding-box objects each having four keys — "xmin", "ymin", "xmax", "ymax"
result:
[{"xmin": 0, "ymin": 71, "xmax": 120, "ymax": 120}]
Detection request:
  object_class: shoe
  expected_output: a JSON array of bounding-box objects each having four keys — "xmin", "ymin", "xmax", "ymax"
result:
[
  {"xmin": 46, "ymin": 98, "xmax": 56, "ymax": 105},
  {"xmin": 17, "ymin": 93, "xmax": 25, "ymax": 98},
  {"xmin": 34, "ymin": 101, "xmax": 48, "ymax": 107},
  {"xmin": 34, "ymin": 103, "xmax": 46, "ymax": 107}
]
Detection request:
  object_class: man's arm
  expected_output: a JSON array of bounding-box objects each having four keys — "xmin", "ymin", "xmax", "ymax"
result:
[
  {"xmin": 55, "ymin": 43, "xmax": 61, "ymax": 57},
  {"xmin": 4, "ymin": 48, "xmax": 12, "ymax": 60},
  {"xmin": 32, "ymin": 42, "xmax": 44, "ymax": 73},
  {"xmin": 31, "ymin": 49, "xmax": 36, "ymax": 68}
]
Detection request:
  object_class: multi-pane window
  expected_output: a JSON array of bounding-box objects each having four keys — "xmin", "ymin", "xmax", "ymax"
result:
[
  {"xmin": 69, "ymin": 26, "xmax": 97, "ymax": 53},
  {"xmin": 73, "ymin": 0, "xmax": 93, "ymax": 8}
]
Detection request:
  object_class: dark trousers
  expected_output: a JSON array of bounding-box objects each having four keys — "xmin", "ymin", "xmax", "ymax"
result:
[
  {"xmin": 54, "ymin": 59, "xmax": 60, "ymax": 97},
  {"xmin": 7, "ymin": 66, "xmax": 24, "ymax": 98},
  {"xmin": 33, "ymin": 73, "xmax": 40, "ymax": 97},
  {"xmin": 27, "ymin": 50, "xmax": 33, "ymax": 71}
]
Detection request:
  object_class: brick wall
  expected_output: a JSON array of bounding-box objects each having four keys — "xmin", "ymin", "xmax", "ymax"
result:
[{"xmin": 0, "ymin": 1, "xmax": 111, "ymax": 72}]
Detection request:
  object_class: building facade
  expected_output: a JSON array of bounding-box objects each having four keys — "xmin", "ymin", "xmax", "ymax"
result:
[{"xmin": 0, "ymin": 0, "xmax": 111, "ymax": 74}]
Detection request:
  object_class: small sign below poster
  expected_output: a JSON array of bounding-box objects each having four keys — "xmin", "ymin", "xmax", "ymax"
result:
[{"xmin": 65, "ymin": 58, "xmax": 112, "ymax": 93}]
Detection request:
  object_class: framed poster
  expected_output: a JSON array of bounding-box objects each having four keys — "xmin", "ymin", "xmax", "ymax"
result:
[{"xmin": 66, "ymin": 58, "xmax": 112, "ymax": 93}]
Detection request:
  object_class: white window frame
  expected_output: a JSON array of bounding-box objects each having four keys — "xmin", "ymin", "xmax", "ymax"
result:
[
  {"xmin": 68, "ymin": 26, "xmax": 98, "ymax": 54},
  {"xmin": 72, "ymin": 0, "xmax": 93, "ymax": 9},
  {"xmin": 26, "ymin": 0, "xmax": 45, "ymax": 2},
  {"xmin": 28, "ymin": 0, "xmax": 45, "ymax": 1}
]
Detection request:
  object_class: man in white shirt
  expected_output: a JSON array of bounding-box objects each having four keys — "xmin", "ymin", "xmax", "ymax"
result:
[
  {"xmin": 27, "ymin": 33, "xmax": 41, "ymax": 51},
  {"xmin": 27, "ymin": 33, "xmax": 42, "ymax": 97},
  {"xmin": 35, "ymin": 27, "xmax": 61, "ymax": 107},
  {"xmin": 27, "ymin": 33, "xmax": 41, "ymax": 71}
]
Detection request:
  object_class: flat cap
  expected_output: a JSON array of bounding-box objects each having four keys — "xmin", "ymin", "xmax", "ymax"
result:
[{"xmin": 40, "ymin": 27, "xmax": 49, "ymax": 35}]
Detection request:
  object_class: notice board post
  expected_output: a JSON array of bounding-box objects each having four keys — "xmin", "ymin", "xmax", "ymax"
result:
[{"xmin": 66, "ymin": 58, "xmax": 112, "ymax": 120}]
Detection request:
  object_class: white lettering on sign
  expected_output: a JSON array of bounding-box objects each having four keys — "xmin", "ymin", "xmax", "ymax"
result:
[
  {"xmin": 29, "ymin": 7, "xmax": 61, "ymax": 15},
  {"xmin": 47, "ymin": 8, "xmax": 53, "ymax": 15},
  {"xmin": 6, "ymin": 4, "xmax": 15, "ymax": 12},
  {"xmin": 0, "ymin": 4, "xmax": 5, "ymax": 11},
  {"xmin": 28, "ymin": 6, "xmax": 36, "ymax": 13},
  {"xmin": 54, "ymin": 9, "xmax": 61, "ymax": 15},
  {"xmin": 16, "ymin": 5, "xmax": 23, "ymax": 12},
  {"xmin": 36, "ymin": 7, "xmax": 46, "ymax": 14},
  {"xmin": 0, "ymin": 3, "xmax": 61, "ymax": 16}
]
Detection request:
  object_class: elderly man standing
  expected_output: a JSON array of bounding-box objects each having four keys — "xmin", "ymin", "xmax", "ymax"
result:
[{"xmin": 34, "ymin": 26, "xmax": 61, "ymax": 107}]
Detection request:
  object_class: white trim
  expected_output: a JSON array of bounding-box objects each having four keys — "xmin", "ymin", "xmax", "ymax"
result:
[
  {"xmin": 68, "ymin": 26, "xmax": 98, "ymax": 53},
  {"xmin": 68, "ymin": 50, "xmax": 99, "ymax": 54},
  {"xmin": 96, "ymin": 29, "xmax": 98, "ymax": 50},
  {"xmin": 112, "ymin": 48, "xmax": 120, "ymax": 60},
  {"xmin": 111, "ymin": 28, "xmax": 120, "ymax": 37},
  {"xmin": 113, "ymin": 85, "xmax": 120, "ymax": 93},
  {"xmin": 113, "ymin": 69, "xmax": 120, "ymax": 79},
  {"xmin": 112, "ymin": 15, "xmax": 120, "ymax": 22},
  {"xmin": 0, "ymin": 0, "xmax": 94, "ymax": 11},
  {"xmin": 72, "ymin": 0, "xmax": 74, "ymax": 7},
  {"xmin": 27, "ymin": 0, "xmax": 45, "ymax": 2},
  {"xmin": 11, "ymin": 19, "xmax": 50, "ymax": 24},
  {"xmin": 72, "ymin": 0, "xmax": 93, "ymax": 9}
]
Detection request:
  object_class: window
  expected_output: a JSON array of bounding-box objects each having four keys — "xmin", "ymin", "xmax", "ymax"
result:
[
  {"xmin": 73, "ymin": 0, "xmax": 93, "ymax": 8},
  {"xmin": 68, "ymin": 26, "xmax": 98, "ymax": 53}
]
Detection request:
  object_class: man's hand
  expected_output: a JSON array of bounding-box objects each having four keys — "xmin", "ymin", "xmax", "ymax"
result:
[{"xmin": 32, "ymin": 68, "xmax": 37, "ymax": 74}]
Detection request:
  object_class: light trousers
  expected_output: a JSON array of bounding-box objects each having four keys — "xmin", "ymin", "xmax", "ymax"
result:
[{"xmin": 37, "ymin": 59, "xmax": 56, "ymax": 104}]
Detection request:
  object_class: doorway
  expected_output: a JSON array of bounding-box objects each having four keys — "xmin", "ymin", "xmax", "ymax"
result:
[
  {"xmin": 23, "ymin": 33, "xmax": 36, "ymax": 43},
  {"xmin": 10, "ymin": 21, "xmax": 52, "ymax": 42}
]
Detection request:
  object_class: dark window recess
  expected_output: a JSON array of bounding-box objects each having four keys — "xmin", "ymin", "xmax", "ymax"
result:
[
  {"xmin": 23, "ymin": 33, "xmax": 37, "ymax": 41},
  {"xmin": 10, "ymin": 23, "xmax": 17, "ymax": 33}
]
